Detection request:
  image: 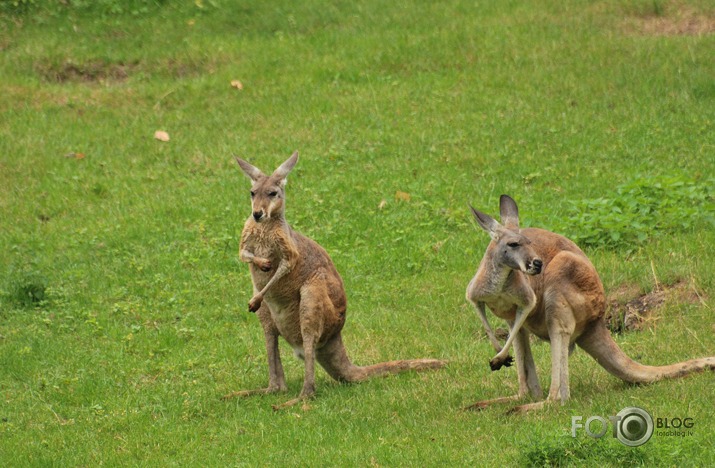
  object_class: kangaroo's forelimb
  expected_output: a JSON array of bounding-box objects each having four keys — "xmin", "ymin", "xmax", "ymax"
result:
[
  {"xmin": 247, "ymin": 258, "xmax": 292, "ymax": 312},
  {"xmin": 490, "ymin": 302, "xmax": 533, "ymax": 370},
  {"xmin": 475, "ymin": 302, "xmax": 505, "ymax": 354},
  {"xmin": 239, "ymin": 248, "xmax": 272, "ymax": 272}
]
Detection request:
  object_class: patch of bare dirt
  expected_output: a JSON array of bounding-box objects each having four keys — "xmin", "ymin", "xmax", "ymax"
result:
[
  {"xmin": 35, "ymin": 59, "xmax": 137, "ymax": 83},
  {"xmin": 605, "ymin": 279, "xmax": 703, "ymax": 333},
  {"xmin": 626, "ymin": 2, "xmax": 715, "ymax": 36},
  {"xmin": 34, "ymin": 56, "xmax": 226, "ymax": 84}
]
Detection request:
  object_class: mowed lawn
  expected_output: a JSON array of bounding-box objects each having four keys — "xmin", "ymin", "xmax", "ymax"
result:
[{"xmin": 1, "ymin": 0, "xmax": 714, "ymax": 465}]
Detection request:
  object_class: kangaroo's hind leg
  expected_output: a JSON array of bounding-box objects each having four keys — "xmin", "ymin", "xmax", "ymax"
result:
[
  {"xmin": 222, "ymin": 303, "xmax": 288, "ymax": 400},
  {"xmin": 514, "ymin": 326, "xmax": 542, "ymax": 399},
  {"xmin": 510, "ymin": 293, "xmax": 575, "ymax": 413},
  {"xmin": 272, "ymin": 278, "xmax": 331, "ymax": 409}
]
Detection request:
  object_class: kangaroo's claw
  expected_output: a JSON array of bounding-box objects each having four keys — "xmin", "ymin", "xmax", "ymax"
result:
[
  {"xmin": 248, "ymin": 296, "xmax": 263, "ymax": 312},
  {"xmin": 490, "ymin": 355, "xmax": 514, "ymax": 371}
]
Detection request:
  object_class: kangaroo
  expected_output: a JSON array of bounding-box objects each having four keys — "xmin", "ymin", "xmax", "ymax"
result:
[
  {"xmin": 223, "ymin": 151, "xmax": 445, "ymax": 409},
  {"xmin": 465, "ymin": 194, "xmax": 715, "ymax": 413}
]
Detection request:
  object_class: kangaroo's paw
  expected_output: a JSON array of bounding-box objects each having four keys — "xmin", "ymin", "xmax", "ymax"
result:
[
  {"xmin": 248, "ymin": 294, "xmax": 263, "ymax": 312},
  {"xmin": 253, "ymin": 257, "xmax": 272, "ymax": 272},
  {"xmin": 489, "ymin": 355, "xmax": 514, "ymax": 371}
]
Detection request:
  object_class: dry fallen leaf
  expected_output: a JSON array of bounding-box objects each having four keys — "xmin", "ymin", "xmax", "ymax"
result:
[
  {"xmin": 395, "ymin": 191, "xmax": 411, "ymax": 202},
  {"xmin": 230, "ymin": 80, "xmax": 244, "ymax": 90},
  {"xmin": 154, "ymin": 130, "xmax": 170, "ymax": 142},
  {"xmin": 378, "ymin": 199, "xmax": 387, "ymax": 210},
  {"xmin": 64, "ymin": 152, "xmax": 85, "ymax": 159}
]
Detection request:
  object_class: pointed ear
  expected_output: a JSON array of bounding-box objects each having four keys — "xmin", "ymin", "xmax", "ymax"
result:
[
  {"xmin": 273, "ymin": 151, "xmax": 299, "ymax": 180},
  {"xmin": 499, "ymin": 194, "xmax": 519, "ymax": 230},
  {"xmin": 469, "ymin": 204, "xmax": 502, "ymax": 239},
  {"xmin": 235, "ymin": 157, "xmax": 265, "ymax": 182}
]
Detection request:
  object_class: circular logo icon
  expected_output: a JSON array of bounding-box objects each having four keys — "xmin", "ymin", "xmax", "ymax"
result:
[{"xmin": 615, "ymin": 407, "xmax": 654, "ymax": 447}]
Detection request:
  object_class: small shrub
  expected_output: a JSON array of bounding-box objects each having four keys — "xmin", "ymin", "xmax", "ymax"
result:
[
  {"xmin": 4, "ymin": 266, "xmax": 48, "ymax": 309},
  {"xmin": 0, "ymin": 0, "xmax": 168, "ymax": 16},
  {"xmin": 556, "ymin": 175, "xmax": 715, "ymax": 251},
  {"xmin": 521, "ymin": 436, "xmax": 653, "ymax": 467}
]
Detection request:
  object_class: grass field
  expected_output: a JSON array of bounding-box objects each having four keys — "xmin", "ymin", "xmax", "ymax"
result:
[{"xmin": 1, "ymin": 0, "xmax": 715, "ymax": 465}]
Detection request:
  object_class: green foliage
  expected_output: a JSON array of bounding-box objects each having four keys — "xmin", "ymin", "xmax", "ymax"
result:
[
  {"xmin": 0, "ymin": 0, "xmax": 35, "ymax": 14},
  {"xmin": 558, "ymin": 176, "xmax": 715, "ymax": 251},
  {"xmin": 521, "ymin": 436, "xmax": 653, "ymax": 467},
  {"xmin": 0, "ymin": 0, "xmax": 168, "ymax": 16},
  {"xmin": 3, "ymin": 264, "xmax": 48, "ymax": 309}
]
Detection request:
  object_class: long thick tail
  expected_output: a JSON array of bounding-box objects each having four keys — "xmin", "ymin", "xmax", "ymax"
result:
[
  {"xmin": 316, "ymin": 334, "xmax": 445, "ymax": 383},
  {"xmin": 576, "ymin": 320, "xmax": 715, "ymax": 383}
]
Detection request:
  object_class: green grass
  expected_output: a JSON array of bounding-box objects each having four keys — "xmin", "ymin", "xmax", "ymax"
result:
[{"xmin": 1, "ymin": 0, "xmax": 715, "ymax": 465}]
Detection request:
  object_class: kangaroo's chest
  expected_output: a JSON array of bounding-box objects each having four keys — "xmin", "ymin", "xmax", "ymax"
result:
[
  {"xmin": 482, "ymin": 292, "xmax": 548, "ymax": 339},
  {"xmin": 483, "ymin": 294, "xmax": 519, "ymax": 320},
  {"xmin": 265, "ymin": 295, "xmax": 302, "ymax": 342},
  {"xmin": 244, "ymin": 228, "xmax": 282, "ymax": 261},
  {"xmin": 243, "ymin": 229, "xmax": 287, "ymax": 289}
]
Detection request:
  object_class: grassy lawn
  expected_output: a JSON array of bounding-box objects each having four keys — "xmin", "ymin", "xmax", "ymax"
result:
[{"xmin": 1, "ymin": 0, "xmax": 714, "ymax": 465}]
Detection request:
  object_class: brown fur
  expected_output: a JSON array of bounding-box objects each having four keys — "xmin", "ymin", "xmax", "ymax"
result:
[
  {"xmin": 223, "ymin": 152, "xmax": 445, "ymax": 409},
  {"xmin": 465, "ymin": 195, "xmax": 715, "ymax": 413}
]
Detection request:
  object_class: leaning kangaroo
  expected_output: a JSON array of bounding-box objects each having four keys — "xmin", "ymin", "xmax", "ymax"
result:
[
  {"xmin": 465, "ymin": 194, "xmax": 715, "ymax": 413},
  {"xmin": 224, "ymin": 151, "xmax": 445, "ymax": 409}
]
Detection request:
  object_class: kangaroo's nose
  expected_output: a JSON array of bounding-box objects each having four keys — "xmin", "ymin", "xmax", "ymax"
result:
[
  {"xmin": 253, "ymin": 211, "xmax": 263, "ymax": 221},
  {"xmin": 532, "ymin": 259, "xmax": 543, "ymax": 271}
]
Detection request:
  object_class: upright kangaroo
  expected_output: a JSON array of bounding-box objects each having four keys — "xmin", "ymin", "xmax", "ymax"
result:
[
  {"xmin": 465, "ymin": 194, "xmax": 715, "ymax": 413},
  {"xmin": 224, "ymin": 151, "xmax": 445, "ymax": 409}
]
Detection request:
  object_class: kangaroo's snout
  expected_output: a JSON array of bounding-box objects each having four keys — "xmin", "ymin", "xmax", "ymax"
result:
[
  {"xmin": 253, "ymin": 211, "xmax": 264, "ymax": 222},
  {"xmin": 528, "ymin": 259, "xmax": 543, "ymax": 275}
]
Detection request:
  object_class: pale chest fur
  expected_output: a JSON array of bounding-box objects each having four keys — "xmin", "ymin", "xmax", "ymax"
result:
[
  {"xmin": 241, "ymin": 222, "xmax": 294, "ymax": 293},
  {"xmin": 467, "ymin": 263, "xmax": 536, "ymax": 321},
  {"xmin": 242, "ymin": 222, "xmax": 282, "ymax": 261},
  {"xmin": 481, "ymin": 293, "xmax": 520, "ymax": 320},
  {"xmin": 242, "ymin": 221, "xmax": 303, "ymax": 344}
]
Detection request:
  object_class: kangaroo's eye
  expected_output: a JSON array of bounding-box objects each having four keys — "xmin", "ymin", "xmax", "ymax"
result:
[
  {"xmin": 250, "ymin": 191, "xmax": 256, "ymax": 198},
  {"xmin": 268, "ymin": 191, "xmax": 278, "ymax": 197},
  {"xmin": 507, "ymin": 242, "xmax": 520, "ymax": 248}
]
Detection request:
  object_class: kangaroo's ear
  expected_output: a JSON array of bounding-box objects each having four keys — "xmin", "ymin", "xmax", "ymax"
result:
[
  {"xmin": 469, "ymin": 204, "xmax": 502, "ymax": 239},
  {"xmin": 235, "ymin": 157, "xmax": 265, "ymax": 182},
  {"xmin": 273, "ymin": 151, "xmax": 299, "ymax": 180},
  {"xmin": 499, "ymin": 194, "xmax": 519, "ymax": 230}
]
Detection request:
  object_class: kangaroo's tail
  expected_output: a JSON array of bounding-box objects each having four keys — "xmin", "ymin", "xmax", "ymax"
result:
[
  {"xmin": 576, "ymin": 319, "xmax": 715, "ymax": 383},
  {"xmin": 316, "ymin": 334, "xmax": 445, "ymax": 383}
]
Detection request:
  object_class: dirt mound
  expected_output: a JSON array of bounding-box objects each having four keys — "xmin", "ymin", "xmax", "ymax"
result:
[
  {"xmin": 625, "ymin": 2, "xmax": 715, "ymax": 36},
  {"xmin": 605, "ymin": 279, "xmax": 702, "ymax": 333}
]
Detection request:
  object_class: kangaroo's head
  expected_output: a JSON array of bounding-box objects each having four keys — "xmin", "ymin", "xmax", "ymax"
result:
[
  {"xmin": 469, "ymin": 195, "xmax": 543, "ymax": 275},
  {"xmin": 235, "ymin": 151, "xmax": 298, "ymax": 223}
]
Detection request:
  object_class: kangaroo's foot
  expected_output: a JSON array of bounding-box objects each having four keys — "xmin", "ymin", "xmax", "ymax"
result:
[
  {"xmin": 272, "ymin": 388, "xmax": 315, "ymax": 411},
  {"xmin": 220, "ymin": 384, "xmax": 288, "ymax": 401},
  {"xmin": 507, "ymin": 400, "xmax": 549, "ymax": 414},
  {"xmin": 489, "ymin": 354, "xmax": 514, "ymax": 371},
  {"xmin": 463, "ymin": 394, "xmax": 523, "ymax": 411}
]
